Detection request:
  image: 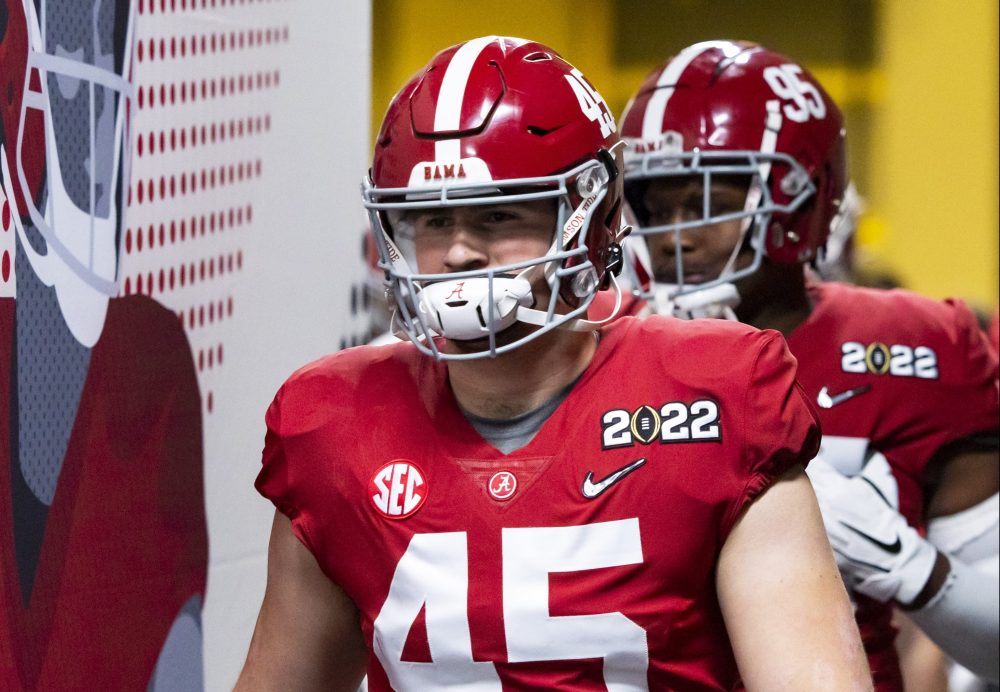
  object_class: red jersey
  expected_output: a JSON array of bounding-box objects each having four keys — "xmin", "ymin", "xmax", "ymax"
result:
[
  {"xmin": 786, "ymin": 282, "xmax": 1000, "ymax": 690},
  {"xmin": 0, "ymin": 297, "xmax": 208, "ymax": 691},
  {"xmin": 257, "ymin": 316, "xmax": 820, "ymax": 691},
  {"xmin": 988, "ymin": 307, "xmax": 999, "ymax": 358}
]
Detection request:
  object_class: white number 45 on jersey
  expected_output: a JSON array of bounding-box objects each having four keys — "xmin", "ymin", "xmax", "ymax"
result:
[{"xmin": 373, "ymin": 519, "xmax": 649, "ymax": 691}]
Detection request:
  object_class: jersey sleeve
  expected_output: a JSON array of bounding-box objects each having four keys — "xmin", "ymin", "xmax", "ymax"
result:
[
  {"xmin": 936, "ymin": 298, "xmax": 998, "ymax": 443},
  {"xmin": 721, "ymin": 330, "xmax": 821, "ymax": 536},
  {"xmin": 255, "ymin": 383, "xmax": 317, "ymax": 552}
]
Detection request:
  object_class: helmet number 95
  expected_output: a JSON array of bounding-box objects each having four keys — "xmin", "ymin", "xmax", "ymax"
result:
[{"xmin": 763, "ymin": 64, "xmax": 827, "ymax": 123}]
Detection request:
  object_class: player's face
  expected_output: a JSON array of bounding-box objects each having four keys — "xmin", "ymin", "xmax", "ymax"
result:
[
  {"xmin": 411, "ymin": 198, "xmax": 558, "ymax": 277},
  {"xmin": 403, "ymin": 198, "xmax": 559, "ymax": 352},
  {"xmin": 641, "ymin": 177, "xmax": 751, "ymax": 285}
]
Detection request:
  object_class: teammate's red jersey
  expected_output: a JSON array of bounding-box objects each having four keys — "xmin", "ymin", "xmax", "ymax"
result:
[
  {"xmin": 0, "ymin": 297, "xmax": 207, "ymax": 691},
  {"xmin": 988, "ymin": 307, "xmax": 999, "ymax": 358},
  {"xmin": 786, "ymin": 281, "xmax": 1000, "ymax": 691},
  {"xmin": 257, "ymin": 316, "xmax": 820, "ymax": 690}
]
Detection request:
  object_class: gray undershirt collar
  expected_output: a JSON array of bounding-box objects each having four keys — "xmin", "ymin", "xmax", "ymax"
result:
[{"xmin": 460, "ymin": 376, "xmax": 579, "ymax": 454}]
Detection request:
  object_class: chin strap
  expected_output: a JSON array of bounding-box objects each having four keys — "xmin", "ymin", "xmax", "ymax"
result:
[
  {"xmin": 653, "ymin": 281, "xmax": 741, "ymax": 320},
  {"xmin": 516, "ymin": 272, "xmax": 623, "ymax": 332},
  {"xmin": 519, "ymin": 221, "xmax": 631, "ymax": 333}
]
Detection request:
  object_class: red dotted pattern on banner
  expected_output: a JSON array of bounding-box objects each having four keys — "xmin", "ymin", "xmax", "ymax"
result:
[
  {"xmin": 136, "ymin": 115, "xmax": 271, "ymax": 158},
  {"xmin": 122, "ymin": 250, "xmax": 245, "ymax": 296},
  {"xmin": 137, "ymin": 0, "xmax": 294, "ymax": 15},
  {"xmin": 135, "ymin": 26, "xmax": 290, "ymax": 64},
  {"xmin": 135, "ymin": 71, "xmax": 282, "ymax": 111},
  {"xmin": 127, "ymin": 11, "xmax": 286, "ymax": 414},
  {"xmin": 124, "ymin": 204, "xmax": 252, "ymax": 255},
  {"xmin": 130, "ymin": 159, "xmax": 262, "ymax": 205},
  {"xmin": 172, "ymin": 296, "xmax": 236, "ymax": 332}
]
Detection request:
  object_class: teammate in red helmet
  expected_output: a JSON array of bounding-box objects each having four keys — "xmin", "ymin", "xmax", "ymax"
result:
[{"xmin": 620, "ymin": 39, "xmax": 999, "ymax": 690}]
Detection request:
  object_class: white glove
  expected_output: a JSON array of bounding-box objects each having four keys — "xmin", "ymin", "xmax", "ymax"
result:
[{"xmin": 806, "ymin": 452, "xmax": 938, "ymax": 605}]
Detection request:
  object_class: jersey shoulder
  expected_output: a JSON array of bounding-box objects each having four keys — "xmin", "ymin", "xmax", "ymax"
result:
[
  {"xmin": 607, "ymin": 314, "xmax": 792, "ymax": 379},
  {"xmin": 810, "ymin": 282, "xmax": 982, "ymax": 346},
  {"xmin": 610, "ymin": 312, "xmax": 773, "ymax": 350},
  {"xmin": 599, "ymin": 316, "xmax": 806, "ymax": 432},
  {"xmin": 268, "ymin": 340, "xmax": 431, "ymax": 437}
]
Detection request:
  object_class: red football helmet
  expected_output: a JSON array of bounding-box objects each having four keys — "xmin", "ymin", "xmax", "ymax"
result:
[
  {"xmin": 362, "ymin": 36, "xmax": 624, "ymax": 359},
  {"xmin": 619, "ymin": 40, "xmax": 847, "ymax": 306}
]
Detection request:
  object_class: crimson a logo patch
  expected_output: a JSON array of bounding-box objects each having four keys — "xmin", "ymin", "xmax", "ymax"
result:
[{"xmin": 487, "ymin": 471, "xmax": 517, "ymax": 501}]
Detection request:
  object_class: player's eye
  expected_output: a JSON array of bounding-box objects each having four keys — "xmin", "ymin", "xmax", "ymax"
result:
[
  {"xmin": 481, "ymin": 208, "xmax": 519, "ymax": 224},
  {"xmin": 709, "ymin": 200, "xmax": 742, "ymax": 217},
  {"xmin": 647, "ymin": 201, "xmax": 699, "ymax": 226},
  {"xmin": 418, "ymin": 214, "xmax": 453, "ymax": 229},
  {"xmin": 709, "ymin": 191, "xmax": 745, "ymax": 217}
]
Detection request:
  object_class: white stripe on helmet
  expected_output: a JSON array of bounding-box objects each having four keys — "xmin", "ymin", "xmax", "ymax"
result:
[
  {"xmin": 641, "ymin": 40, "xmax": 740, "ymax": 142},
  {"xmin": 433, "ymin": 36, "xmax": 499, "ymax": 162}
]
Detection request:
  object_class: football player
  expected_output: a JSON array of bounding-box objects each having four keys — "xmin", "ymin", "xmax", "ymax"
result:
[
  {"xmin": 237, "ymin": 36, "xmax": 870, "ymax": 691},
  {"xmin": 619, "ymin": 39, "xmax": 999, "ymax": 690}
]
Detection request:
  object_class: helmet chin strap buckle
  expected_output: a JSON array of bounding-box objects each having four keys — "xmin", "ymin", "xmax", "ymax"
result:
[{"xmin": 654, "ymin": 282, "xmax": 741, "ymax": 321}]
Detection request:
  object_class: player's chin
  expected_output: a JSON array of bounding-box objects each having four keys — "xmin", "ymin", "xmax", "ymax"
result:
[{"xmin": 444, "ymin": 322, "xmax": 539, "ymax": 356}]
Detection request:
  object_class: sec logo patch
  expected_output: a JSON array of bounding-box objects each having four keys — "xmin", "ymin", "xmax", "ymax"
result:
[{"xmin": 370, "ymin": 460, "xmax": 427, "ymax": 519}]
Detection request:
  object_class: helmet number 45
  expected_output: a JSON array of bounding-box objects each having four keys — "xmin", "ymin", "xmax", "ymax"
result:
[
  {"xmin": 763, "ymin": 64, "xmax": 827, "ymax": 123},
  {"xmin": 566, "ymin": 68, "xmax": 617, "ymax": 138}
]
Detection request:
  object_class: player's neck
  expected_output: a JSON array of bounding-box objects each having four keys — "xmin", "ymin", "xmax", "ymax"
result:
[
  {"xmin": 736, "ymin": 263, "xmax": 812, "ymax": 338},
  {"xmin": 446, "ymin": 328, "xmax": 597, "ymax": 420},
  {"xmin": 741, "ymin": 299, "xmax": 811, "ymax": 338}
]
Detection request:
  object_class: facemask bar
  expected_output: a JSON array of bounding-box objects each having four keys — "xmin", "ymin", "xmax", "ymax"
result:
[
  {"xmin": 362, "ymin": 158, "xmax": 610, "ymax": 360},
  {"xmin": 15, "ymin": 10, "xmax": 134, "ymax": 297},
  {"xmin": 623, "ymin": 148, "xmax": 815, "ymax": 299}
]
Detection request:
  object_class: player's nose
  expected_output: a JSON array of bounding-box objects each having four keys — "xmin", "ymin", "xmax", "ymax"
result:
[
  {"xmin": 647, "ymin": 225, "xmax": 697, "ymax": 258},
  {"xmin": 442, "ymin": 226, "xmax": 489, "ymax": 272}
]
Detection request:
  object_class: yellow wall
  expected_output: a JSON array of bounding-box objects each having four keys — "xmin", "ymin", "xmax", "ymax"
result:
[
  {"xmin": 371, "ymin": 0, "xmax": 999, "ymax": 308},
  {"xmin": 371, "ymin": 0, "xmax": 614, "ymax": 140},
  {"xmin": 870, "ymin": 0, "xmax": 998, "ymax": 306}
]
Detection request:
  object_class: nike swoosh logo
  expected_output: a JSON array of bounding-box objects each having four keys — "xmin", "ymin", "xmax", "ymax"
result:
[
  {"xmin": 582, "ymin": 458, "xmax": 647, "ymax": 499},
  {"xmin": 839, "ymin": 522, "xmax": 902, "ymax": 555},
  {"xmin": 817, "ymin": 384, "xmax": 872, "ymax": 409}
]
